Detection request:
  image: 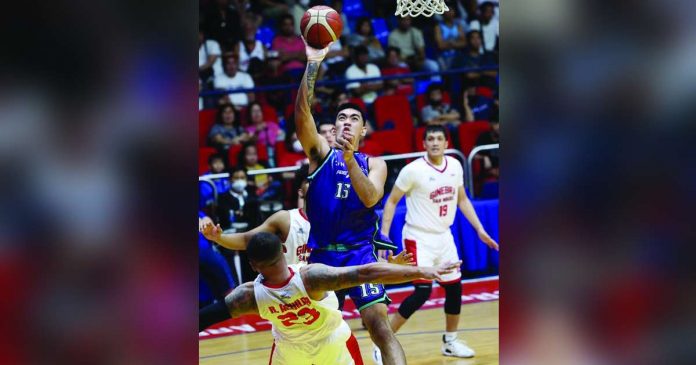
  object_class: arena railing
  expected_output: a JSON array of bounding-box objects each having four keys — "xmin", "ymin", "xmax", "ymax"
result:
[
  {"xmin": 198, "ymin": 65, "xmax": 499, "ymax": 97},
  {"xmin": 199, "ymin": 148, "xmax": 469, "ymax": 205},
  {"xmin": 467, "ymin": 143, "xmax": 499, "ymax": 198}
]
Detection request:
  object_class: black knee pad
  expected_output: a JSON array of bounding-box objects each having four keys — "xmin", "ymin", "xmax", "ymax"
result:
[
  {"xmin": 442, "ymin": 282, "xmax": 462, "ymax": 315},
  {"xmin": 397, "ymin": 284, "xmax": 432, "ymax": 319}
]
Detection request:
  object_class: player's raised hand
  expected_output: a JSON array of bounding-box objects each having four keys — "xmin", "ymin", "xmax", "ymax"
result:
[
  {"xmin": 477, "ymin": 229, "xmax": 499, "ymax": 251},
  {"xmin": 420, "ymin": 260, "xmax": 462, "ymax": 281},
  {"xmin": 301, "ymin": 36, "xmax": 333, "ymax": 62},
  {"xmin": 388, "ymin": 250, "xmax": 415, "ymax": 266},
  {"xmin": 200, "ymin": 221, "xmax": 223, "ymax": 242},
  {"xmin": 335, "ymin": 128, "xmax": 356, "ymax": 157}
]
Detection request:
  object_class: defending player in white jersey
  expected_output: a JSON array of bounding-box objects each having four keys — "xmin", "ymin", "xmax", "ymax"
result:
[
  {"xmin": 219, "ymin": 232, "xmax": 460, "ymax": 365},
  {"xmin": 374, "ymin": 125, "xmax": 499, "ymax": 362},
  {"xmin": 200, "ymin": 170, "xmax": 312, "ymax": 265}
]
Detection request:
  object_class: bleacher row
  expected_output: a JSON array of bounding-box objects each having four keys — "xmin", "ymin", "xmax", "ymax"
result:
[{"xmin": 199, "ymin": 90, "xmax": 495, "ymax": 176}]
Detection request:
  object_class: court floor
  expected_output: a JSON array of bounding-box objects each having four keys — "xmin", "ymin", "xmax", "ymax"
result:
[{"xmin": 199, "ymin": 300, "xmax": 498, "ymax": 364}]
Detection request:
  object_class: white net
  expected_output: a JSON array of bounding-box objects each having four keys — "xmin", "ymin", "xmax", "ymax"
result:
[{"xmin": 395, "ymin": 0, "xmax": 449, "ymax": 17}]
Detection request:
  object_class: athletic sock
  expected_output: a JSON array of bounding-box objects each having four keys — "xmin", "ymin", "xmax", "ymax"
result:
[{"xmin": 444, "ymin": 331, "xmax": 458, "ymax": 343}]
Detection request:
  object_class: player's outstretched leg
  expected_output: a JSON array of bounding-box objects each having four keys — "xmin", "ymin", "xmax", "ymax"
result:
[
  {"xmin": 373, "ymin": 283, "xmax": 432, "ymax": 362},
  {"xmin": 440, "ymin": 281, "xmax": 474, "ymax": 358},
  {"xmin": 361, "ymin": 303, "xmax": 406, "ymax": 365}
]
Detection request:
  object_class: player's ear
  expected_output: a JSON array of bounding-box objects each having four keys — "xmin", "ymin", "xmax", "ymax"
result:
[{"xmin": 360, "ymin": 123, "xmax": 367, "ymax": 137}]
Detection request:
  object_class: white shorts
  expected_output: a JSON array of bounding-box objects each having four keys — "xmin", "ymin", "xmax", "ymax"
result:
[
  {"xmin": 402, "ymin": 224, "xmax": 462, "ymax": 285},
  {"xmin": 269, "ymin": 322, "xmax": 362, "ymax": 365}
]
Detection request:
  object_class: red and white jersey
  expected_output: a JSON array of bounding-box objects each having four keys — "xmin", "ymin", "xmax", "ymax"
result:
[
  {"xmin": 283, "ymin": 209, "xmax": 311, "ymax": 265},
  {"xmin": 254, "ymin": 264, "xmax": 343, "ymax": 345},
  {"xmin": 394, "ymin": 155, "xmax": 464, "ymax": 233}
]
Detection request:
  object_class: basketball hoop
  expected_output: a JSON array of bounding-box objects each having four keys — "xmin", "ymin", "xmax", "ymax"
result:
[{"xmin": 395, "ymin": 0, "xmax": 449, "ymax": 17}]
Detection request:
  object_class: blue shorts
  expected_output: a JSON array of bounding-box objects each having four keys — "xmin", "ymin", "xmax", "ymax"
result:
[{"xmin": 308, "ymin": 242, "xmax": 392, "ymax": 311}]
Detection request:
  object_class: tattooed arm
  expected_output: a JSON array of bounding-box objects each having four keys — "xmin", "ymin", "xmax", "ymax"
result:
[
  {"xmin": 300, "ymin": 262, "xmax": 461, "ymax": 300},
  {"xmin": 295, "ymin": 38, "xmax": 332, "ymax": 165},
  {"xmin": 224, "ymin": 282, "xmax": 259, "ymax": 317}
]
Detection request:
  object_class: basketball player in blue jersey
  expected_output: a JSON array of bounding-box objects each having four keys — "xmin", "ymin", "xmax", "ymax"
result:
[{"xmin": 294, "ymin": 38, "xmax": 407, "ymax": 365}]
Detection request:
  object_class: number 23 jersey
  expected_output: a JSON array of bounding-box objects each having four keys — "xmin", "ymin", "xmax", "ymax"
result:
[
  {"xmin": 253, "ymin": 264, "xmax": 344, "ymax": 345},
  {"xmin": 395, "ymin": 156, "xmax": 464, "ymax": 233}
]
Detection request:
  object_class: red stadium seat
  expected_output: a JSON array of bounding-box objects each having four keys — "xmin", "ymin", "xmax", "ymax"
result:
[
  {"xmin": 368, "ymin": 130, "xmax": 411, "ymax": 154},
  {"xmin": 256, "ymin": 142, "xmax": 269, "ymax": 163},
  {"xmin": 274, "ymin": 141, "xmax": 306, "ymax": 167},
  {"xmin": 261, "ymin": 104, "xmax": 279, "ymax": 124},
  {"xmin": 226, "ymin": 144, "xmax": 243, "ymax": 167},
  {"xmin": 415, "ymin": 91, "xmax": 451, "ymax": 115},
  {"xmin": 347, "ymin": 98, "xmax": 367, "ymax": 113},
  {"xmin": 373, "ymin": 95, "xmax": 414, "ymax": 138},
  {"xmin": 199, "ymin": 109, "xmax": 217, "ymax": 146},
  {"xmin": 457, "ymin": 121, "xmax": 491, "ymax": 155},
  {"xmin": 199, "ymin": 147, "xmax": 217, "ymax": 175},
  {"xmin": 361, "ymin": 138, "xmax": 384, "ymax": 156},
  {"xmin": 476, "ymin": 86, "xmax": 494, "ymax": 99}
]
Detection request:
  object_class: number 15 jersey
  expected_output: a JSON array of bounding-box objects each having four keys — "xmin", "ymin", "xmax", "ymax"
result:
[
  {"xmin": 394, "ymin": 156, "xmax": 464, "ymax": 233},
  {"xmin": 305, "ymin": 148, "xmax": 393, "ymax": 250}
]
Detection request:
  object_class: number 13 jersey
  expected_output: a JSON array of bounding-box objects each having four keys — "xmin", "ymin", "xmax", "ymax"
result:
[
  {"xmin": 253, "ymin": 264, "xmax": 344, "ymax": 345},
  {"xmin": 394, "ymin": 156, "xmax": 464, "ymax": 233}
]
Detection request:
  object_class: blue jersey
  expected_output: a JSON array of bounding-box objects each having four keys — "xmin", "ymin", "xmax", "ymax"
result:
[{"xmin": 305, "ymin": 148, "xmax": 395, "ymax": 251}]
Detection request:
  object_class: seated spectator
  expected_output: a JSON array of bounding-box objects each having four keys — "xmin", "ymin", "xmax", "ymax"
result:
[
  {"xmin": 256, "ymin": 50, "xmax": 293, "ymax": 111},
  {"xmin": 215, "ymin": 167, "xmax": 262, "ymax": 230},
  {"xmin": 348, "ymin": 18, "xmax": 385, "ymax": 63},
  {"xmin": 202, "ymin": 0, "xmax": 243, "ymax": 50},
  {"xmin": 388, "ymin": 16, "xmax": 440, "ymax": 79},
  {"xmin": 475, "ymin": 114, "xmax": 499, "ymax": 179},
  {"xmin": 434, "ymin": 5, "xmax": 467, "ymax": 70},
  {"xmin": 214, "ymin": 56, "xmax": 255, "ymax": 109},
  {"xmin": 202, "ymin": 153, "xmax": 232, "ymax": 194},
  {"xmin": 452, "ymin": 30, "xmax": 498, "ymax": 89},
  {"xmin": 251, "ymin": 0, "xmax": 290, "ymax": 21},
  {"xmin": 321, "ymin": 36, "xmax": 350, "ymax": 79},
  {"xmin": 245, "ymin": 102, "xmax": 282, "ymax": 149},
  {"xmin": 234, "ymin": 22, "xmax": 266, "ymax": 75},
  {"xmin": 468, "ymin": 1, "xmax": 499, "ymax": 54},
  {"xmin": 381, "ymin": 47, "xmax": 414, "ymax": 95},
  {"xmin": 282, "ymin": 131, "xmax": 309, "ymax": 166},
  {"xmin": 464, "ymin": 85, "xmax": 496, "ymax": 121},
  {"xmin": 317, "ymin": 120, "xmax": 337, "ymax": 147},
  {"xmin": 345, "ymin": 46, "xmax": 384, "ymax": 104},
  {"xmin": 421, "ymin": 84, "xmax": 461, "ymax": 128},
  {"xmin": 271, "ymin": 14, "xmax": 306, "ymax": 79},
  {"xmin": 199, "ymin": 29, "xmax": 223, "ymax": 87},
  {"xmin": 208, "ymin": 103, "xmax": 252, "ymax": 150},
  {"xmin": 238, "ymin": 143, "xmax": 281, "ymax": 200}
]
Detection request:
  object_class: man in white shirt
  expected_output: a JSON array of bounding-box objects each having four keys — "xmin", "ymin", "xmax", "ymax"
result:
[
  {"xmin": 373, "ymin": 124, "xmax": 499, "ymax": 363},
  {"xmin": 199, "ymin": 30, "xmax": 223, "ymax": 80},
  {"xmin": 214, "ymin": 56, "xmax": 256, "ymax": 108},
  {"xmin": 387, "ymin": 16, "xmax": 440, "ymax": 80},
  {"xmin": 468, "ymin": 1, "xmax": 499, "ymax": 53},
  {"xmin": 345, "ymin": 46, "xmax": 383, "ymax": 104}
]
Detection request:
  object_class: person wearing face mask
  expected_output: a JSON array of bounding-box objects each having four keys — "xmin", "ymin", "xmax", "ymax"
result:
[{"xmin": 215, "ymin": 167, "xmax": 262, "ymax": 231}]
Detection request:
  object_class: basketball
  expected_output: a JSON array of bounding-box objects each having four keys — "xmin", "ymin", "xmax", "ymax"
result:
[{"xmin": 300, "ymin": 6, "xmax": 343, "ymax": 49}]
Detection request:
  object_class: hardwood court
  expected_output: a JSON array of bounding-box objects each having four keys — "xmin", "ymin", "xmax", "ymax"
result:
[{"xmin": 199, "ymin": 300, "xmax": 498, "ymax": 364}]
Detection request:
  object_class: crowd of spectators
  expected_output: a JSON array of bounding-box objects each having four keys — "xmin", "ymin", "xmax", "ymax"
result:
[{"xmin": 199, "ymin": 0, "xmax": 500, "ymax": 302}]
